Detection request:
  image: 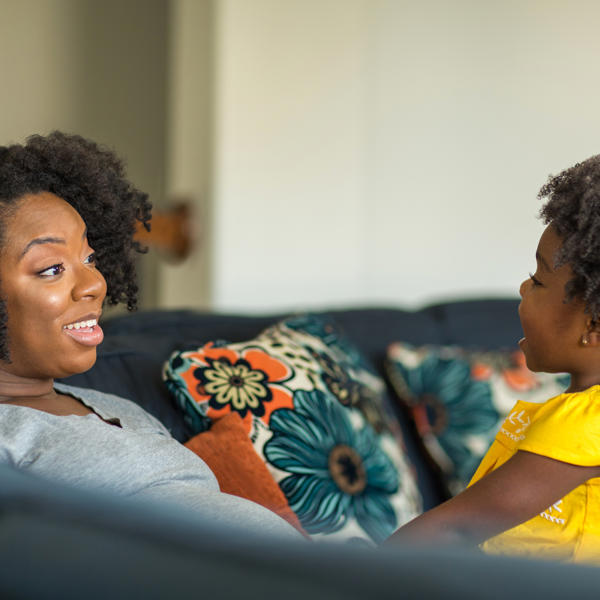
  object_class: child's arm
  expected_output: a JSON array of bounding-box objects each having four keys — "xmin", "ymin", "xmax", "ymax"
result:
[{"xmin": 386, "ymin": 449, "xmax": 600, "ymax": 547}]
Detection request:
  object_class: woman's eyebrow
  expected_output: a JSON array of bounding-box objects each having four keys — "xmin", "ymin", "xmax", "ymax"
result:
[
  {"xmin": 19, "ymin": 237, "xmax": 65, "ymax": 259},
  {"xmin": 19, "ymin": 227, "xmax": 88, "ymax": 260}
]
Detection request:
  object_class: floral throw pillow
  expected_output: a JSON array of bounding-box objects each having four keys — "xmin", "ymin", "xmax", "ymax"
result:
[
  {"xmin": 385, "ymin": 343, "xmax": 570, "ymax": 496},
  {"xmin": 163, "ymin": 315, "xmax": 422, "ymax": 544}
]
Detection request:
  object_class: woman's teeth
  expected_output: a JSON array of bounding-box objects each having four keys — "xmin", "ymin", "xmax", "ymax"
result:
[{"xmin": 63, "ymin": 319, "xmax": 97, "ymax": 330}]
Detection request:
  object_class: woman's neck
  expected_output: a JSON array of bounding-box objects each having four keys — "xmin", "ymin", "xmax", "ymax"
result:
[{"xmin": 0, "ymin": 369, "xmax": 54, "ymax": 403}]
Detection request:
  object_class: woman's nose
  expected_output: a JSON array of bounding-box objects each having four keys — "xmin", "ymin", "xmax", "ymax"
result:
[{"xmin": 72, "ymin": 264, "xmax": 107, "ymax": 302}]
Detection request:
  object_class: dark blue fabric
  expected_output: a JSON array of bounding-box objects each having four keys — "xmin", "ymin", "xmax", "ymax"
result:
[
  {"xmin": 1, "ymin": 463, "xmax": 599, "ymax": 598},
  {"xmin": 428, "ymin": 298, "xmax": 522, "ymax": 348}
]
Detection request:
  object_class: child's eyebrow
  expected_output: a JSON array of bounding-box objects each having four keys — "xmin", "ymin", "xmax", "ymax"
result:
[{"xmin": 536, "ymin": 251, "xmax": 552, "ymax": 271}]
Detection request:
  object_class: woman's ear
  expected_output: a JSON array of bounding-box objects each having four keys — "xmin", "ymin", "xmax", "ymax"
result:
[{"xmin": 584, "ymin": 319, "xmax": 600, "ymax": 347}]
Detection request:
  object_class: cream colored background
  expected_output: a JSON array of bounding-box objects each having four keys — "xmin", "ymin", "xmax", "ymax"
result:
[
  {"xmin": 0, "ymin": 0, "xmax": 168, "ymax": 307},
  {"xmin": 2, "ymin": 0, "xmax": 600, "ymax": 312}
]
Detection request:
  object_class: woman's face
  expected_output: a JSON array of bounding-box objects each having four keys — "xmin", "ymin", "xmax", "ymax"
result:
[{"xmin": 0, "ymin": 192, "xmax": 107, "ymax": 379}]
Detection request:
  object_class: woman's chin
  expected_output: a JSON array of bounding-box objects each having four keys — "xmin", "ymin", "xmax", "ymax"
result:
[{"xmin": 54, "ymin": 350, "xmax": 98, "ymax": 379}]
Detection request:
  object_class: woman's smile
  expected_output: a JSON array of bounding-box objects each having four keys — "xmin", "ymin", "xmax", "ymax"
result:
[{"xmin": 62, "ymin": 313, "xmax": 104, "ymax": 346}]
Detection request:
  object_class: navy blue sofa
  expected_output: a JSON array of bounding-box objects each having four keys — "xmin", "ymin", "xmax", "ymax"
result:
[{"xmin": 2, "ymin": 298, "xmax": 599, "ymax": 597}]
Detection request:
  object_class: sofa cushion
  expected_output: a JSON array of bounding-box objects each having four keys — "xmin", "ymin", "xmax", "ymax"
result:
[
  {"xmin": 385, "ymin": 343, "xmax": 570, "ymax": 495},
  {"xmin": 163, "ymin": 314, "xmax": 422, "ymax": 544},
  {"xmin": 183, "ymin": 413, "xmax": 306, "ymax": 535}
]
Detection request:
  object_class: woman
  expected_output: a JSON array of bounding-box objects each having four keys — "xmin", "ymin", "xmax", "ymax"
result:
[{"xmin": 0, "ymin": 132, "xmax": 301, "ymax": 540}]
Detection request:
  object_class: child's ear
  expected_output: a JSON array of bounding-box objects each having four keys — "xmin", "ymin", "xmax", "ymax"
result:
[{"xmin": 584, "ymin": 319, "xmax": 600, "ymax": 347}]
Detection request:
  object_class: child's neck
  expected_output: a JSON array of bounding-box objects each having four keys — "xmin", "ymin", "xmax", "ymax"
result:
[{"xmin": 565, "ymin": 373, "xmax": 600, "ymax": 394}]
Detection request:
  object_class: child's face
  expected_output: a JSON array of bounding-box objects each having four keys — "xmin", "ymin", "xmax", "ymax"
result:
[{"xmin": 518, "ymin": 225, "xmax": 588, "ymax": 376}]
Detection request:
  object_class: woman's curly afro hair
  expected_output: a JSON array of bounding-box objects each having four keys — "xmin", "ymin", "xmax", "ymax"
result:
[
  {"xmin": 0, "ymin": 131, "xmax": 151, "ymax": 360},
  {"xmin": 539, "ymin": 154, "xmax": 600, "ymax": 322}
]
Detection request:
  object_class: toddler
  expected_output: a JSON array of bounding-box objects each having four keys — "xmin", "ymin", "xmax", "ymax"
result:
[{"xmin": 388, "ymin": 155, "xmax": 600, "ymax": 564}]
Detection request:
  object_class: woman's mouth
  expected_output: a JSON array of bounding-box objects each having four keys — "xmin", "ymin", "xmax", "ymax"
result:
[{"xmin": 63, "ymin": 318, "xmax": 104, "ymax": 346}]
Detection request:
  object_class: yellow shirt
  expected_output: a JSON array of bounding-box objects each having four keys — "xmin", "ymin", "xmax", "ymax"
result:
[{"xmin": 468, "ymin": 385, "xmax": 600, "ymax": 564}]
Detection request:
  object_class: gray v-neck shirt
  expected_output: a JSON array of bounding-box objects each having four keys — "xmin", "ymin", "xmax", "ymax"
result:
[{"xmin": 0, "ymin": 382, "xmax": 301, "ymax": 540}]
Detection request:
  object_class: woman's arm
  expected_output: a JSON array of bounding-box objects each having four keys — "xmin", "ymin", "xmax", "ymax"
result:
[{"xmin": 386, "ymin": 450, "xmax": 600, "ymax": 547}]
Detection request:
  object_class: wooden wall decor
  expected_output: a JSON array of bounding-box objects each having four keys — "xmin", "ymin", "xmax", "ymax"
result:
[{"xmin": 134, "ymin": 203, "xmax": 193, "ymax": 263}]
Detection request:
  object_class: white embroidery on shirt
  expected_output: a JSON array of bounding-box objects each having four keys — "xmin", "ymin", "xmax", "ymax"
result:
[
  {"xmin": 507, "ymin": 410, "xmax": 531, "ymax": 433},
  {"xmin": 539, "ymin": 500, "xmax": 565, "ymax": 525},
  {"xmin": 499, "ymin": 410, "xmax": 531, "ymax": 442},
  {"xmin": 499, "ymin": 427, "xmax": 525, "ymax": 442}
]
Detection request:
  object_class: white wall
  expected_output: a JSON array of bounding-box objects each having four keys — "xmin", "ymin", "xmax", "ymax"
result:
[
  {"xmin": 160, "ymin": 0, "xmax": 213, "ymax": 309},
  {"xmin": 5, "ymin": 1, "xmax": 600, "ymax": 313},
  {"xmin": 211, "ymin": 0, "xmax": 600, "ymax": 311}
]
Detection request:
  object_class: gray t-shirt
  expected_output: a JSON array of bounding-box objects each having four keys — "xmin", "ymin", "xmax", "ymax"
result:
[{"xmin": 0, "ymin": 382, "xmax": 302, "ymax": 540}]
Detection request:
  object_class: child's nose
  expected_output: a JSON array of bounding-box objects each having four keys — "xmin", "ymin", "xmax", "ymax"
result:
[{"xmin": 519, "ymin": 279, "xmax": 527, "ymax": 298}]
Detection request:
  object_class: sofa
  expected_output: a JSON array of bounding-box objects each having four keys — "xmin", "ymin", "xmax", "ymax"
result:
[{"xmin": 2, "ymin": 298, "xmax": 600, "ymax": 598}]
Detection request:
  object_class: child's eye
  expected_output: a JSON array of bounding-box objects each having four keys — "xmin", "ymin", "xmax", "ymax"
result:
[
  {"xmin": 84, "ymin": 252, "xmax": 97, "ymax": 265},
  {"xmin": 529, "ymin": 272, "xmax": 542, "ymax": 286},
  {"xmin": 37, "ymin": 263, "xmax": 65, "ymax": 278}
]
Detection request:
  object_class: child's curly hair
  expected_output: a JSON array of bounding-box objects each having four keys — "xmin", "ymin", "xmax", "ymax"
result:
[
  {"xmin": 0, "ymin": 131, "xmax": 151, "ymax": 360},
  {"xmin": 539, "ymin": 154, "xmax": 600, "ymax": 322}
]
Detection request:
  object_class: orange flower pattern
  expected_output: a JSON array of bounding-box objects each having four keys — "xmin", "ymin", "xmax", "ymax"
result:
[{"xmin": 173, "ymin": 344, "xmax": 294, "ymax": 432}]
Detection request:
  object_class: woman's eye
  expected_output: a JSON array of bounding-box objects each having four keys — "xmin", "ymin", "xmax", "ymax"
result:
[
  {"xmin": 37, "ymin": 264, "xmax": 65, "ymax": 278},
  {"xmin": 529, "ymin": 272, "xmax": 542, "ymax": 286},
  {"xmin": 84, "ymin": 252, "xmax": 97, "ymax": 265}
]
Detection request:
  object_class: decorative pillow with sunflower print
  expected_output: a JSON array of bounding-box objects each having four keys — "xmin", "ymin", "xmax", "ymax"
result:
[
  {"xmin": 162, "ymin": 314, "xmax": 422, "ymax": 545},
  {"xmin": 385, "ymin": 343, "xmax": 570, "ymax": 496}
]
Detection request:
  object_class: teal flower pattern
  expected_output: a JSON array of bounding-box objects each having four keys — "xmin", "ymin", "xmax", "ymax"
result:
[
  {"xmin": 264, "ymin": 389, "xmax": 399, "ymax": 543},
  {"xmin": 392, "ymin": 350, "xmax": 499, "ymax": 487}
]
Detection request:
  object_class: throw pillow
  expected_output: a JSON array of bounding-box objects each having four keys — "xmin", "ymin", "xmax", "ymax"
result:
[
  {"xmin": 183, "ymin": 412, "xmax": 306, "ymax": 535},
  {"xmin": 163, "ymin": 314, "xmax": 422, "ymax": 544},
  {"xmin": 385, "ymin": 343, "xmax": 570, "ymax": 495}
]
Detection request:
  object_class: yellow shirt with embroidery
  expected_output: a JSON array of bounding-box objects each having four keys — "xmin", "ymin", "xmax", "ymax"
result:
[{"xmin": 468, "ymin": 385, "xmax": 600, "ymax": 564}]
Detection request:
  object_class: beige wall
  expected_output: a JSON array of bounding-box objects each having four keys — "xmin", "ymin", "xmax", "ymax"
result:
[
  {"xmin": 159, "ymin": 0, "xmax": 213, "ymax": 309},
  {"xmin": 1, "ymin": 0, "xmax": 82, "ymax": 142},
  {"xmin": 213, "ymin": 0, "xmax": 372, "ymax": 311},
  {"xmin": 0, "ymin": 0, "xmax": 168, "ymax": 308},
  {"xmin": 5, "ymin": 1, "xmax": 600, "ymax": 312},
  {"xmin": 210, "ymin": 0, "xmax": 600, "ymax": 311}
]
